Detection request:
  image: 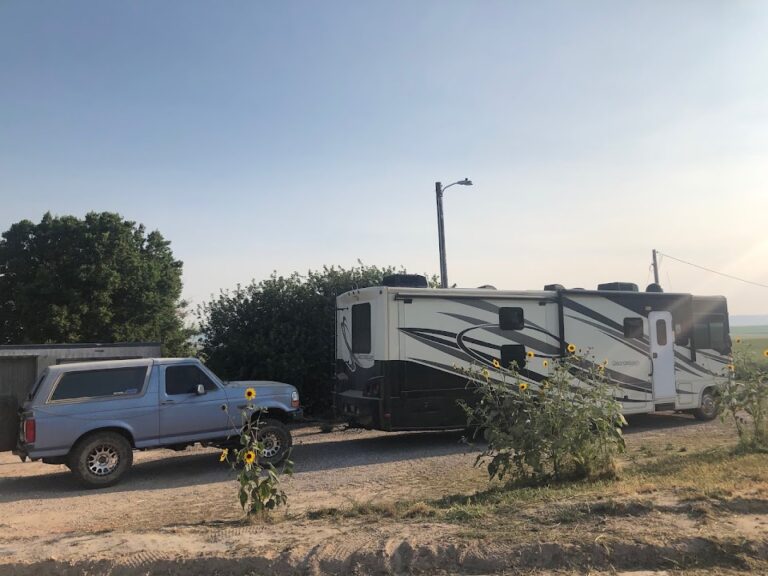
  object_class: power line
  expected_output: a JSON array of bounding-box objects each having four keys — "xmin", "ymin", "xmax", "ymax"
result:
[{"xmin": 657, "ymin": 251, "xmax": 768, "ymax": 290}]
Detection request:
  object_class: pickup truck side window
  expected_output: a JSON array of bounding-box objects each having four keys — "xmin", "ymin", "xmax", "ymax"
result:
[
  {"xmin": 165, "ymin": 365, "xmax": 218, "ymax": 395},
  {"xmin": 50, "ymin": 367, "xmax": 148, "ymax": 402}
]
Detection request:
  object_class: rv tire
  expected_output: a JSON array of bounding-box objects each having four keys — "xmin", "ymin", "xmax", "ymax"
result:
[{"xmin": 692, "ymin": 389, "xmax": 719, "ymax": 421}]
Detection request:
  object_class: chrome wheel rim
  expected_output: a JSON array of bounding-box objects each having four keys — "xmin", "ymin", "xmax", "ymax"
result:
[
  {"xmin": 87, "ymin": 444, "xmax": 119, "ymax": 476},
  {"xmin": 261, "ymin": 432, "xmax": 281, "ymax": 459},
  {"xmin": 701, "ymin": 394, "xmax": 716, "ymax": 417}
]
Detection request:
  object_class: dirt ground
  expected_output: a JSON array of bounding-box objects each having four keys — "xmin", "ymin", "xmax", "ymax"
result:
[{"xmin": 0, "ymin": 415, "xmax": 766, "ymax": 575}]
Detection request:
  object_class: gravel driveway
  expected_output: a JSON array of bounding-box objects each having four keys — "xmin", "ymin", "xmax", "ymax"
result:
[{"xmin": 0, "ymin": 414, "xmax": 726, "ymax": 574}]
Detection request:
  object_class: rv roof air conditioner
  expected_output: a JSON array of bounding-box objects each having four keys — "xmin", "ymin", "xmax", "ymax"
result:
[
  {"xmin": 597, "ymin": 282, "xmax": 639, "ymax": 292},
  {"xmin": 646, "ymin": 283, "xmax": 664, "ymax": 293},
  {"xmin": 382, "ymin": 274, "xmax": 428, "ymax": 288},
  {"xmin": 477, "ymin": 284, "xmax": 497, "ymax": 290},
  {"xmin": 544, "ymin": 284, "xmax": 565, "ymax": 291}
]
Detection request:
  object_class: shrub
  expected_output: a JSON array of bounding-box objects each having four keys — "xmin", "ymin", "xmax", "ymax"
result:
[
  {"xmin": 720, "ymin": 346, "xmax": 768, "ymax": 451},
  {"xmin": 220, "ymin": 387, "xmax": 293, "ymax": 517},
  {"xmin": 461, "ymin": 353, "xmax": 626, "ymax": 485},
  {"xmin": 198, "ymin": 263, "xmax": 438, "ymax": 414}
]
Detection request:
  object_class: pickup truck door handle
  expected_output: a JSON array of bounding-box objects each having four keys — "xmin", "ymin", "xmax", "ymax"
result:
[{"xmin": 160, "ymin": 399, "xmax": 175, "ymax": 405}]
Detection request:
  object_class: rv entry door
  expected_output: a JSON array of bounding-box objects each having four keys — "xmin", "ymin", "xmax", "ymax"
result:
[{"xmin": 649, "ymin": 310, "xmax": 675, "ymax": 405}]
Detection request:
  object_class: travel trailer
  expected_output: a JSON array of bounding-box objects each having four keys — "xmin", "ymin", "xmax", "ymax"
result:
[{"xmin": 334, "ymin": 276, "xmax": 730, "ymax": 431}]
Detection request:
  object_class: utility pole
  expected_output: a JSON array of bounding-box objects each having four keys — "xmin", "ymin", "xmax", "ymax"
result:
[
  {"xmin": 434, "ymin": 178, "xmax": 472, "ymax": 289},
  {"xmin": 652, "ymin": 249, "xmax": 660, "ymax": 285},
  {"xmin": 436, "ymin": 182, "xmax": 448, "ymax": 289}
]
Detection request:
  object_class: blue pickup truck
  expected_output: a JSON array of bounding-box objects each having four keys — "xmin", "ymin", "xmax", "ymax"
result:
[{"xmin": 13, "ymin": 358, "xmax": 302, "ymax": 488}]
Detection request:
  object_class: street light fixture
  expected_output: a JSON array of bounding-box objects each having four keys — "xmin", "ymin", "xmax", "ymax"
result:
[{"xmin": 435, "ymin": 178, "xmax": 473, "ymax": 288}]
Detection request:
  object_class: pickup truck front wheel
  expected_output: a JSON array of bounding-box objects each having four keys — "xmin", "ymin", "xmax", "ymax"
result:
[
  {"xmin": 258, "ymin": 419, "xmax": 292, "ymax": 466},
  {"xmin": 69, "ymin": 431, "xmax": 133, "ymax": 488}
]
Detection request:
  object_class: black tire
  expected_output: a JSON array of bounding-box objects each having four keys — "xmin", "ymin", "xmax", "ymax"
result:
[
  {"xmin": 257, "ymin": 419, "xmax": 292, "ymax": 466},
  {"xmin": 693, "ymin": 389, "xmax": 719, "ymax": 421},
  {"xmin": 0, "ymin": 395, "xmax": 20, "ymax": 452},
  {"xmin": 68, "ymin": 431, "xmax": 133, "ymax": 488}
]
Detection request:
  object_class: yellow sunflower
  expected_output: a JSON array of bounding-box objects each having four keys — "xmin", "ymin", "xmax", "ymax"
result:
[
  {"xmin": 763, "ymin": 349, "xmax": 768, "ymax": 358},
  {"xmin": 519, "ymin": 382, "xmax": 528, "ymax": 392},
  {"xmin": 735, "ymin": 337, "xmax": 742, "ymax": 344},
  {"xmin": 244, "ymin": 450, "xmax": 256, "ymax": 464},
  {"xmin": 567, "ymin": 343, "xmax": 577, "ymax": 354},
  {"xmin": 526, "ymin": 350, "xmax": 535, "ymax": 359},
  {"xmin": 482, "ymin": 368, "xmax": 490, "ymax": 379},
  {"xmin": 726, "ymin": 364, "xmax": 735, "ymax": 372},
  {"xmin": 219, "ymin": 448, "xmax": 229, "ymax": 462},
  {"xmin": 492, "ymin": 359, "xmax": 501, "ymax": 369},
  {"xmin": 542, "ymin": 360, "xmax": 549, "ymax": 368},
  {"xmin": 244, "ymin": 387, "xmax": 257, "ymax": 401}
]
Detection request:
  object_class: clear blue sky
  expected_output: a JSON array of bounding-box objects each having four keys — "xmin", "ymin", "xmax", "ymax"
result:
[{"xmin": 1, "ymin": 1, "xmax": 767, "ymax": 314}]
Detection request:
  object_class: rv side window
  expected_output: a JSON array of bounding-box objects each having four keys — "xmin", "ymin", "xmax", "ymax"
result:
[
  {"xmin": 500, "ymin": 344, "xmax": 527, "ymax": 369},
  {"xmin": 499, "ymin": 307, "xmax": 525, "ymax": 330},
  {"xmin": 674, "ymin": 323, "xmax": 689, "ymax": 346},
  {"xmin": 694, "ymin": 314, "xmax": 727, "ymax": 351},
  {"xmin": 710, "ymin": 319, "xmax": 726, "ymax": 350},
  {"xmin": 352, "ymin": 303, "xmax": 372, "ymax": 354},
  {"xmin": 656, "ymin": 320, "xmax": 668, "ymax": 346},
  {"xmin": 693, "ymin": 322, "xmax": 711, "ymax": 349},
  {"xmin": 623, "ymin": 317, "xmax": 643, "ymax": 339}
]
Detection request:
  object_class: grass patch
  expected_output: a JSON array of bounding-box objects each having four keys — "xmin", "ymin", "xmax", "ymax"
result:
[{"xmin": 303, "ymin": 444, "xmax": 768, "ymax": 532}]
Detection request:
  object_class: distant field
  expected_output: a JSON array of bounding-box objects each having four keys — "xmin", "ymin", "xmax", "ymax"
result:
[
  {"xmin": 732, "ymin": 331, "xmax": 768, "ymax": 367},
  {"xmin": 731, "ymin": 324, "xmax": 768, "ymax": 337}
]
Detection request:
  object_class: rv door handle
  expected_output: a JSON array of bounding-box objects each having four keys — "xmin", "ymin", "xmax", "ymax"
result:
[{"xmin": 652, "ymin": 353, "xmax": 658, "ymax": 359}]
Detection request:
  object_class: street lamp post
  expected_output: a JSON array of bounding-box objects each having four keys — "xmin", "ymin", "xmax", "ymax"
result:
[{"xmin": 435, "ymin": 178, "xmax": 472, "ymax": 288}]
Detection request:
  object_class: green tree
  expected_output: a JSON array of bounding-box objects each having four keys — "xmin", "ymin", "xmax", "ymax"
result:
[
  {"xmin": 197, "ymin": 263, "xmax": 427, "ymax": 414},
  {"xmin": 0, "ymin": 212, "xmax": 191, "ymax": 355}
]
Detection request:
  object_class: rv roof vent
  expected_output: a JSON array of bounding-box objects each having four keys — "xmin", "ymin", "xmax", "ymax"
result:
[
  {"xmin": 597, "ymin": 282, "xmax": 639, "ymax": 292},
  {"xmin": 646, "ymin": 283, "xmax": 664, "ymax": 293},
  {"xmin": 477, "ymin": 284, "xmax": 497, "ymax": 290},
  {"xmin": 382, "ymin": 274, "xmax": 428, "ymax": 288},
  {"xmin": 544, "ymin": 284, "xmax": 565, "ymax": 291}
]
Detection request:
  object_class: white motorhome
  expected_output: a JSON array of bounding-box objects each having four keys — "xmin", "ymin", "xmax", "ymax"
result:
[{"xmin": 334, "ymin": 276, "xmax": 730, "ymax": 431}]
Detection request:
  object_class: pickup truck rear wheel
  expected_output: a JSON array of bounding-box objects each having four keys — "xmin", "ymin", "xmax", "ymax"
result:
[
  {"xmin": 257, "ymin": 419, "xmax": 291, "ymax": 465},
  {"xmin": 69, "ymin": 431, "xmax": 133, "ymax": 488}
]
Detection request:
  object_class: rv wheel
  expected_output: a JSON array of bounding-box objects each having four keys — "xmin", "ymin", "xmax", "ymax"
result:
[{"xmin": 693, "ymin": 389, "xmax": 719, "ymax": 421}]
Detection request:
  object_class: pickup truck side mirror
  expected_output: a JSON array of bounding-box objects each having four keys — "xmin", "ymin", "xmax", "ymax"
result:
[{"xmin": 195, "ymin": 384, "xmax": 206, "ymax": 396}]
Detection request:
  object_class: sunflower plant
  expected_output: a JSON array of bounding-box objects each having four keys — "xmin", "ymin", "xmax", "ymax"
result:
[
  {"xmin": 221, "ymin": 387, "xmax": 294, "ymax": 517},
  {"xmin": 720, "ymin": 347, "xmax": 768, "ymax": 452},
  {"xmin": 460, "ymin": 351, "xmax": 626, "ymax": 485}
]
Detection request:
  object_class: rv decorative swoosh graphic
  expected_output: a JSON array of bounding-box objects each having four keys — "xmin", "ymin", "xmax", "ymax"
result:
[{"xmin": 340, "ymin": 316, "xmax": 360, "ymax": 372}]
